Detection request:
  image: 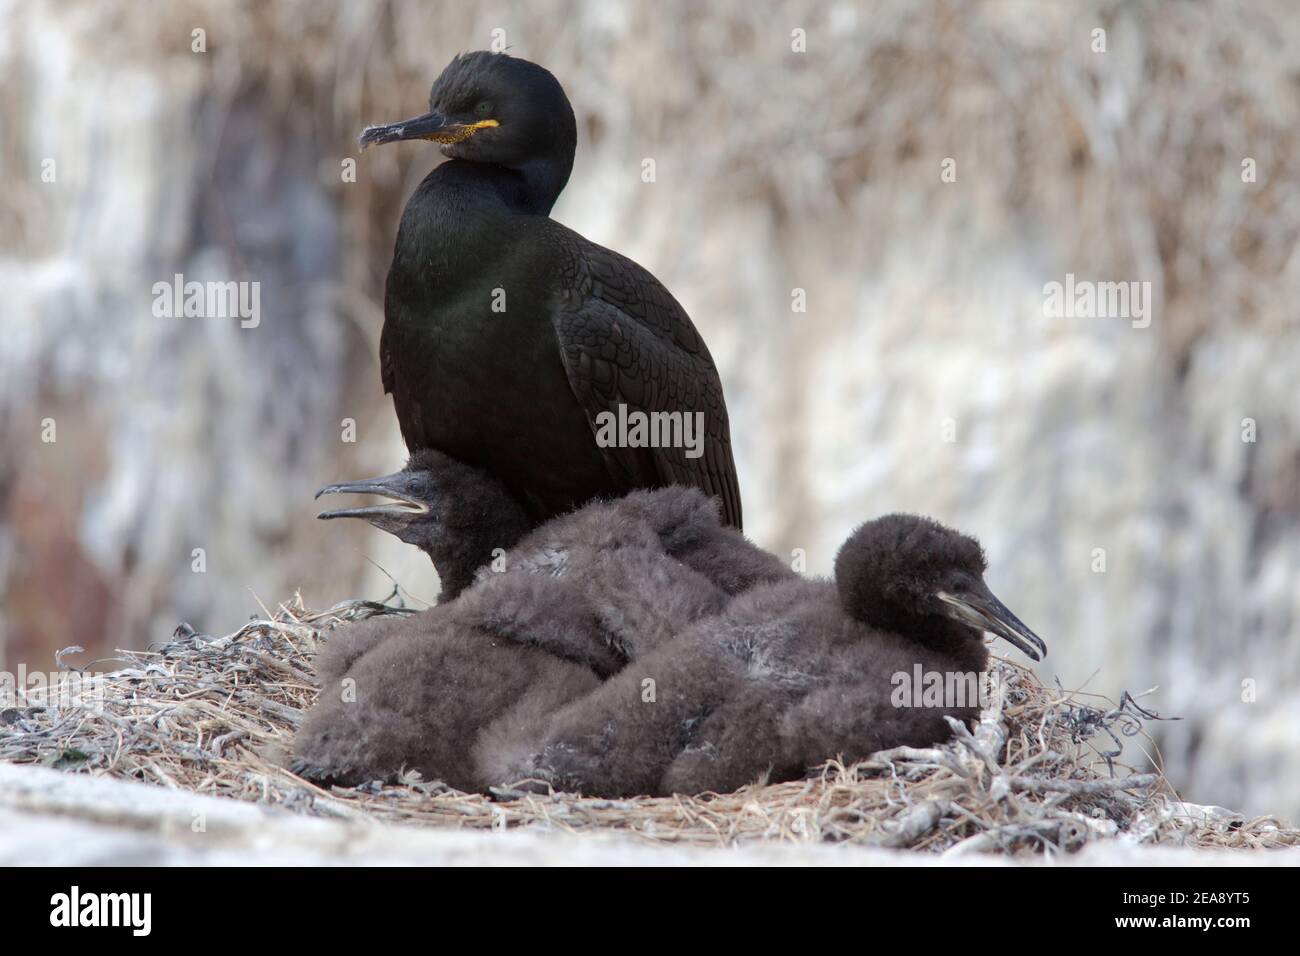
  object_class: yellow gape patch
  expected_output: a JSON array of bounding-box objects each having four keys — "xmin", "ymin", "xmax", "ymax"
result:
[{"xmin": 429, "ymin": 119, "xmax": 500, "ymax": 144}]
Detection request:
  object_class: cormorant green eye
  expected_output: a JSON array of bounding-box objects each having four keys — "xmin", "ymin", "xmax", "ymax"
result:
[{"xmin": 474, "ymin": 101, "xmax": 492, "ymax": 117}]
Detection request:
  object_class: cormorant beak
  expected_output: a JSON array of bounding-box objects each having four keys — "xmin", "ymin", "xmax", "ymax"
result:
[
  {"xmin": 359, "ymin": 110, "xmax": 499, "ymax": 150},
  {"xmin": 936, "ymin": 585, "xmax": 1047, "ymax": 662},
  {"xmin": 315, "ymin": 471, "xmax": 431, "ymax": 524}
]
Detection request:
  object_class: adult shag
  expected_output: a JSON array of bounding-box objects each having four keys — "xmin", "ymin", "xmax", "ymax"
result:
[{"xmin": 360, "ymin": 51, "xmax": 742, "ymax": 528}]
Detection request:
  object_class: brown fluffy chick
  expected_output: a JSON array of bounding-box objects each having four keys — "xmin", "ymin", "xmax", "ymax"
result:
[
  {"xmin": 317, "ymin": 450, "xmax": 791, "ymax": 604},
  {"xmin": 293, "ymin": 508, "xmax": 1044, "ymax": 797},
  {"xmin": 293, "ymin": 484, "xmax": 759, "ymax": 787},
  {"xmin": 506, "ymin": 514, "xmax": 1046, "ymax": 797},
  {"xmin": 291, "ymin": 608, "xmax": 602, "ymax": 791}
]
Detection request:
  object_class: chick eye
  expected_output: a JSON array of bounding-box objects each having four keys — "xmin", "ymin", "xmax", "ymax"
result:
[{"xmin": 474, "ymin": 101, "xmax": 492, "ymax": 117}]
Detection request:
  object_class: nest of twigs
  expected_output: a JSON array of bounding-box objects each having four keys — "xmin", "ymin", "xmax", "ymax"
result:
[{"xmin": 2, "ymin": 597, "xmax": 1295, "ymax": 856}]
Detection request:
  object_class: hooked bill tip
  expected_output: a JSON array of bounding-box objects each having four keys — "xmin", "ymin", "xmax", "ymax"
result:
[
  {"xmin": 357, "ymin": 125, "xmax": 393, "ymax": 150},
  {"xmin": 314, "ymin": 483, "xmax": 347, "ymax": 501}
]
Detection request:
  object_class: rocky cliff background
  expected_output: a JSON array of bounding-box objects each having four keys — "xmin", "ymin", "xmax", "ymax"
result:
[{"xmin": 1, "ymin": 0, "xmax": 1296, "ymax": 818}]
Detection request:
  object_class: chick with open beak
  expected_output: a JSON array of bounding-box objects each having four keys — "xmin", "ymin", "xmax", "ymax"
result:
[{"xmin": 316, "ymin": 449, "xmax": 530, "ymax": 603}]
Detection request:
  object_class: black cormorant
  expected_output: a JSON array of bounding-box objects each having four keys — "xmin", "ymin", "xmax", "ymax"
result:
[{"xmin": 358, "ymin": 51, "xmax": 742, "ymax": 534}]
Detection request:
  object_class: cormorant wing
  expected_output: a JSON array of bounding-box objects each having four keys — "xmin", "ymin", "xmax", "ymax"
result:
[{"xmin": 550, "ymin": 235, "xmax": 743, "ymax": 529}]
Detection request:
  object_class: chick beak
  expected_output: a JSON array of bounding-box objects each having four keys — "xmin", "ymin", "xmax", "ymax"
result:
[
  {"xmin": 315, "ymin": 472, "xmax": 430, "ymax": 523},
  {"xmin": 359, "ymin": 110, "xmax": 498, "ymax": 150},
  {"xmin": 937, "ymin": 585, "xmax": 1048, "ymax": 662}
]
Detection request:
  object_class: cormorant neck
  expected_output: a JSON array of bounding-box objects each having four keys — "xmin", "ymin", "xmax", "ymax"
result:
[
  {"xmin": 870, "ymin": 605, "xmax": 989, "ymax": 673},
  {"xmin": 422, "ymin": 153, "xmax": 572, "ymax": 217},
  {"xmin": 512, "ymin": 153, "xmax": 573, "ymax": 216},
  {"xmin": 420, "ymin": 160, "xmax": 522, "ymax": 211}
]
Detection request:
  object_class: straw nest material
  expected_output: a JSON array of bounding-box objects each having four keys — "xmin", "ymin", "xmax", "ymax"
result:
[{"xmin": 2, "ymin": 596, "xmax": 1296, "ymax": 856}]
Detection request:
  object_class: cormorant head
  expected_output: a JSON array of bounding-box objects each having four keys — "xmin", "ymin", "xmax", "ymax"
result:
[
  {"xmin": 834, "ymin": 514, "xmax": 1046, "ymax": 662},
  {"xmin": 314, "ymin": 448, "xmax": 523, "ymax": 546},
  {"xmin": 359, "ymin": 52, "xmax": 578, "ymax": 212},
  {"xmin": 314, "ymin": 456, "xmax": 441, "ymax": 548},
  {"xmin": 315, "ymin": 450, "xmax": 532, "ymax": 601}
]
